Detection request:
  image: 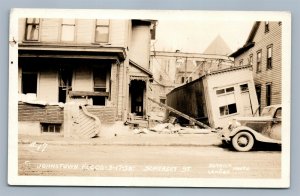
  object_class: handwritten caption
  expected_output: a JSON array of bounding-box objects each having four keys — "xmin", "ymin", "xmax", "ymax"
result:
[
  {"xmin": 208, "ymin": 163, "xmax": 250, "ymax": 175},
  {"xmin": 23, "ymin": 161, "xmax": 192, "ymax": 173}
]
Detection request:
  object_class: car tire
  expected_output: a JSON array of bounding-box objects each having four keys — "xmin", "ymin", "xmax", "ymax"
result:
[{"xmin": 232, "ymin": 131, "xmax": 255, "ymax": 152}]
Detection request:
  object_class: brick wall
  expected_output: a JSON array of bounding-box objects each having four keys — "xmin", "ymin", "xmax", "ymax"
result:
[
  {"xmin": 86, "ymin": 106, "xmax": 116, "ymax": 124},
  {"xmin": 18, "ymin": 102, "xmax": 64, "ymax": 123}
]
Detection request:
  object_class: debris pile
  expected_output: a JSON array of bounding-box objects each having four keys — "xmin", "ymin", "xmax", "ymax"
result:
[{"xmin": 125, "ymin": 115, "xmax": 212, "ymax": 135}]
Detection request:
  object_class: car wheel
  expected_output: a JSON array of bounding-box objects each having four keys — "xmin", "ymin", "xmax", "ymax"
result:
[{"xmin": 232, "ymin": 131, "xmax": 255, "ymax": 152}]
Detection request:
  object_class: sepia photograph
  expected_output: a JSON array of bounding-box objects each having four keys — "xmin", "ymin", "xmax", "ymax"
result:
[{"xmin": 8, "ymin": 9, "xmax": 291, "ymax": 187}]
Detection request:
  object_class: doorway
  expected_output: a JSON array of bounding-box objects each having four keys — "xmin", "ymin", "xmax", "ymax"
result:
[{"xmin": 130, "ymin": 80, "xmax": 146, "ymax": 116}]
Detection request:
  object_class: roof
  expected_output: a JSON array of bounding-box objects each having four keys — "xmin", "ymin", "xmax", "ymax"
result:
[
  {"xmin": 129, "ymin": 59, "xmax": 153, "ymax": 77},
  {"xmin": 229, "ymin": 22, "xmax": 260, "ymax": 58},
  {"xmin": 203, "ymin": 35, "xmax": 232, "ymax": 56},
  {"xmin": 167, "ymin": 65, "xmax": 252, "ymax": 95}
]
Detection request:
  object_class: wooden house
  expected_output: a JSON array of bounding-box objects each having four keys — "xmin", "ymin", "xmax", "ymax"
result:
[
  {"xmin": 230, "ymin": 21, "xmax": 282, "ymax": 112},
  {"xmin": 18, "ymin": 18, "xmax": 156, "ymax": 136},
  {"xmin": 167, "ymin": 65, "xmax": 259, "ymax": 128}
]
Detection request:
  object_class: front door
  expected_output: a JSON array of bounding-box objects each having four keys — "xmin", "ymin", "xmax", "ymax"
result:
[{"xmin": 130, "ymin": 80, "xmax": 145, "ymax": 116}]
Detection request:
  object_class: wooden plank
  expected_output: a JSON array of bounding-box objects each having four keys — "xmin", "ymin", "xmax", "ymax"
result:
[
  {"xmin": 69, "ymin": 91, "xmax": 109, "ymax": 97},
  {"xmin": 148, "ymin": 97, "xmax": 211, "ymax": 129}
]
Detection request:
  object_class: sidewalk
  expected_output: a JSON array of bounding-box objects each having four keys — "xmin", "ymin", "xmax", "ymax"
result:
[{"xmin": 18, "ymin": 121, "xmax": 222, "ymax": 147}]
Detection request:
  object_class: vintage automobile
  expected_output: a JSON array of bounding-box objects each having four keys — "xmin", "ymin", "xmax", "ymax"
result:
[{"xmin": 221, "ymin": 104, "xmax": 282, "ymax": 152}]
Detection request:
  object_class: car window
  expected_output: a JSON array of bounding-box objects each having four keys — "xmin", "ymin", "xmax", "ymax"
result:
[{"xmin": 274, "ymin": 108, "xmax": 282, "ymax": 118}]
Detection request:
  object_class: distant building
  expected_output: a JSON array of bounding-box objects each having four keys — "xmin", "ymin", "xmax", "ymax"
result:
[
  {"xmin": 18, "ymin": 18, "xmax": 156, "ymax": 136},
  {"xmin": 230, "ymin": 21, "xmax": 282, "ymax": 112}
]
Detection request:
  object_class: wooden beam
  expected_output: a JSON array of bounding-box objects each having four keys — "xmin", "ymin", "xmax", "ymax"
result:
[{"xmin": 69, "ymin": 91, "xmax": 109, "ymax": 97}]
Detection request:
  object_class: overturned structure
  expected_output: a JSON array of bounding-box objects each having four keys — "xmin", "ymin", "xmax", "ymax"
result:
[{"xmin": 167, "ymin": 65, "xmax": 259, "ymax": 128}]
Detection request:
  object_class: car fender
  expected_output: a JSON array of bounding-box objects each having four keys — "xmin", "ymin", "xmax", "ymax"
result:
[{"xmin": 230, "ymin": 126, "xmax": 281, "ymax": 144}]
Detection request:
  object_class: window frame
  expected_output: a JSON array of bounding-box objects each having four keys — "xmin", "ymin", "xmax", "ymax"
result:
[
  {"xmin": 265, "ymin": 21, "xmax": 270, "ymax": 33},
  {"xmin": 94, "ymin": 19, "xmax": 110, "ymax": 43},
  {"xmin": 249, "ymin": 54, "xmax": 253, "ymax": 66},
  {"xmin": 256, "ymin": 50, "xmax": 262, "ymax": 73},
  {"xmin": 41, "ymin": 123, "xmax": 61, "ymax": 134},
  {"xmin": 239, "ymin": 59, "xmax": 243, "ymax": 66},
  {"xmin": 25, "ymin": 18, "xmax": 40, "ymax": 41},
  {"xmin": 266, "ymin": 82, "xmax": 272, "ymax": 106},
  {"xmin": 266, "ymin": 44, "xmax": 273, "ymax": 70},
  {"xmin": 61, "ymin": 19, "xmax": 76, "ymax": 42}
]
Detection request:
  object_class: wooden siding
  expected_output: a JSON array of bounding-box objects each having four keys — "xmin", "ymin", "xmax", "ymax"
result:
[
  {"xmin": 40, "ymin": 18, "xmax": 61, "ymax": 42},
  {"xmin": 233, "ymin": 22, "xmax": 282, "ymax": 110},
  {"xmin": 19, "ymin": 18, "xmax": 128, "ymax": 47},
  {"xmin": 130, "ymin": 25, "xmax": 151, "ymax": 69},
  {"xmin": 167, "ymin": 79, "xmax": 208, "ymax": 125},
  {"xmin": 76, "ymin": 19, "xmax": 95, "ymax": 44}
]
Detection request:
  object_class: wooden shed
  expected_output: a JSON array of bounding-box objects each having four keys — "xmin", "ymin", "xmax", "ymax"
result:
[{"xmin": 167, "ymin": 65, "xmax": 259, "ymax": 128}]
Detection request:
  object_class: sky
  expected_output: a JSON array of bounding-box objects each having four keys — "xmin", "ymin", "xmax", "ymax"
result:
[{"xmin": 151, "ymin": 20, "xmax": 255, "ymax": 54}]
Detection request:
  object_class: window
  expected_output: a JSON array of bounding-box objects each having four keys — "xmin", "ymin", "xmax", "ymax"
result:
[
  {"xmin": 265, "ymin": 21, "xmax": 269, "ymax": 33},
  {"xmin": 22, "ymin": 72, "xmax": 37, "ymax": 94},
  {"xmin": 267, "ymin": 45, "xmax": 273, "ymax": 69},
  {"xmin": 160, "ymin": 98, "xmax": 166, "ymax": 104},
  {"xmin": 266, "ymin": 83, "xmax": 272, "ymax": 106},
  {"xmin": 95, "ymin": 19, "xmax": 109, "ymax": 43},
  {"xmin": 181, "ymin": 77, "xmax": 185, "ymax": 84},
  {"xmin": 249, "ymin": 54, "xmax": 253, "ymax": 66},
  {"xmin": 240, "ymin": 84, "xmax": 249, "ymax": 92},
  {"xmin": 256, "ymin": 50, "xmax": 262, "ymax": 73},
  {"xmin": 59, "ymin": 67, "xmax": 73, "ymax": 103},
  {"xmin": 216, "ymin": 87, "xmax": 234, "ymax": 95},
  {"xmin": 216, "ymin": 86, "xmax": 237, "ymax": 116},
  {"xmin": 61, "ymin": 19, "xmax": 75, "ymax": 42},
  {"xmin": 219, "ymin": 104, "xmax": 237, "ymax": 116},
  {"xmin": 25, "ymin": 18, "xmax": 40, "ymax": 41},
  {"xmin": 92, "ymin": 97, "xmax": 105, "ymax": 106},
  {"xmin": 239, "ymin": 59, "xmax": 243, "ymax": 66},
  {"xmin": 94, "ymin": 68, "xmax": 107, "ymax": 92},
  {"xmin": 189, "ymin": 77, "xmax": 192, "ymax": 82},
  {"xmin": 41, "ymin": 123, "xmax": 61, "ymax": 133}
]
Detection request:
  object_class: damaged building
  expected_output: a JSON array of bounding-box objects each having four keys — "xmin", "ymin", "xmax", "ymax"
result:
[
  {"xmin": 18, "ymin": 18, "xmax": 156, "ymax": 137},
  {"xmin": 167, "ymin": 65, "xmax": 259, "ymax": 128}
]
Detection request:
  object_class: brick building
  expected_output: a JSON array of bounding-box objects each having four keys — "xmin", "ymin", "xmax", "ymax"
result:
[
  {"xmin": 230, "ymin": 21, "xmax": 282, "ymax": 112},
  {"xmin": 18, "ymin": 18, "xmax": 155, "ymax": 136}
]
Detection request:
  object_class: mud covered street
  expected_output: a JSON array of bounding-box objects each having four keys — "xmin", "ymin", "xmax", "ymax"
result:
[{"xmin": 18, "ymin": 142, "xmax": 281, "ymax": 178}]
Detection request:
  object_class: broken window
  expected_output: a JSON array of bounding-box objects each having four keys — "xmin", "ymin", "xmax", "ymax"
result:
[
  {"xmin": 93, "ymin": 68, "xmax": 107, "ymax": 92},
  {"xmin": 25, "ymin": 18, "xmax": 40, "ymax": 41},
  {"xmin": 219, "ymin": 104, "xmax": 237, "ymax": 116},
  {"xmin": 240, "ymin": 84, "xmax": 249, "ymax": 92},
  {"xmin": 95, "ymin": 19, "xmax": 109, "ymax": 43},
  {"xmin": 59, "ymin": 67, "xmax": 73, "ymax": 103},
  {"xmin": 92, "ymin": 97, "xmax": 105, "ymax": 106},
  {"xmin": 217, "ymin": 86, "xmax": 237, "ymax": 116},
  {"xmin": 256, "ymin": 50, "xmax": 262, "ymax": 73},
  {"xmin": 61, "ymin": 19, "xmax": 76, "ymax": 42},
  {"xmin": 22, "ymin": 72, "xmax": 37, "ymax": 94},
  {"xmin": 267, "ymin": 45, "xmax": 273, "ymax": 69}
]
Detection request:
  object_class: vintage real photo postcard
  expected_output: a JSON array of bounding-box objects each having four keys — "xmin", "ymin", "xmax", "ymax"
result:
[{"xmin": 8, "ymin": 9, "xmax": 291, "ymax": 187}]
